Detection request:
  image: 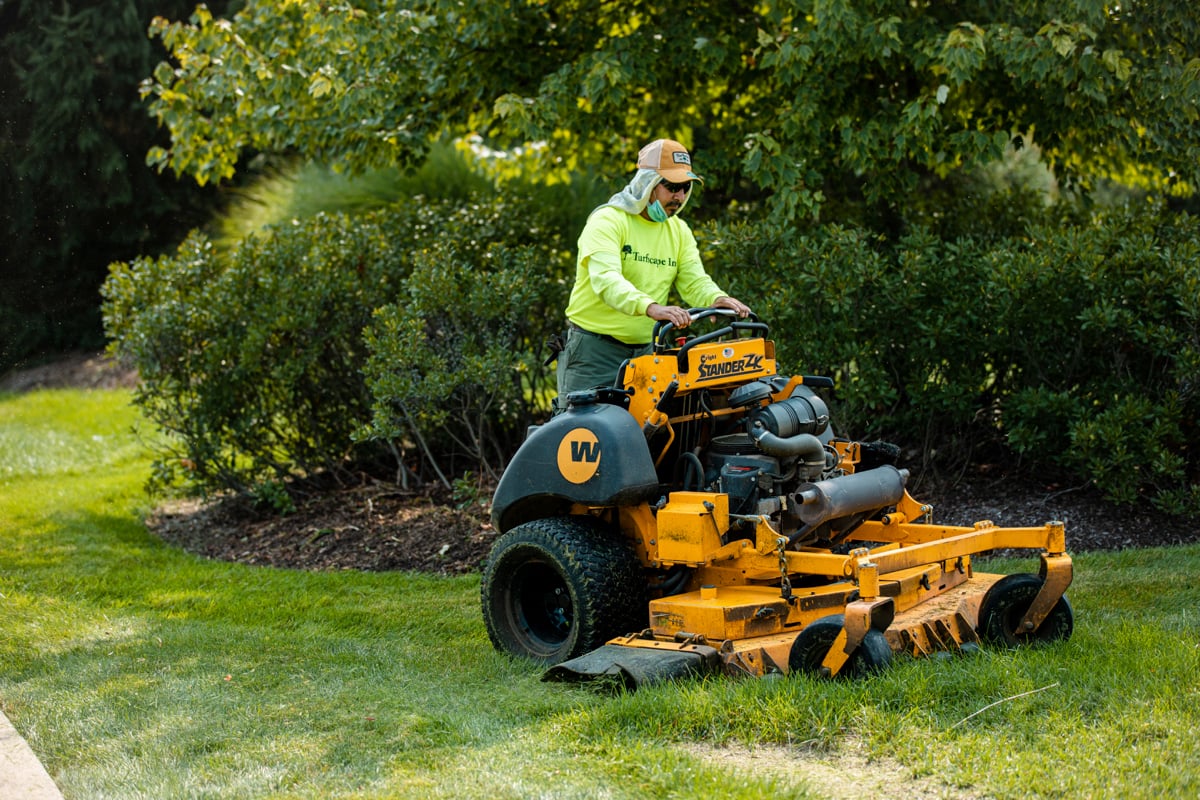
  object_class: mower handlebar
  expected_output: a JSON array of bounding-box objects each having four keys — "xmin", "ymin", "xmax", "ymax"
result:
[{"xmin": 652, "ymin": 307, "xmax": 763, "ymax": 349}]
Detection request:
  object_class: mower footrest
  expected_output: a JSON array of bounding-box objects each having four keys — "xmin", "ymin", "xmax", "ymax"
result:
[{"xmin": 542, "ymin": 642, "xmax": 720, "ymax": 689}]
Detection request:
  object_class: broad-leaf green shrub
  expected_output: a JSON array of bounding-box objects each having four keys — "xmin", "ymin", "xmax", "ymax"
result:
[
  {"xmin": 728, "ymin": 224, "xmax": 1015, "ymax": 465},
  {"xmin": 703, "ymin": 209, "xmax": 1200, "ymax": 513},
  {"xmin": 996, "ymin": 211, "xmax": 1200, "ymax": 513},
  {"xmin": 701, "ymin": 221, "xmax": 901, "ymax": 427},
  {"xmin": 357, "ymin": 195, "xmax": 575, "ymax": 486},
  {"xmin": 103, "ymin": 212, "xmax": 404, "ymax": 501},
  {"xmin": 360, "ymin": 239, "xmax": 569, "ymax": 486},
  {"xmin": 104, "ymin": 190, "xmax": 576, "ymax": 500}
]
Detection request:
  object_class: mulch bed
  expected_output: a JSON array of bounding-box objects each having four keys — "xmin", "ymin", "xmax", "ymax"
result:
[
  {"xmin": 148, "ymin": 484, "xmax": 496, "ymax": 575},
  {"xmin": 145, "ymin": 467, "xmax": 1199, "ymax": 575}
]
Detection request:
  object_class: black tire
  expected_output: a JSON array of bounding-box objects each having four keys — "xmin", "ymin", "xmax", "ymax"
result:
[
  {"xmin": 480, "ymin": 516, "xmax": 647, "ymax": 665},
  {"xmin": 978, "ymin": 573, "xmax": 1074, "ymax": 648},
  {"xmin": 788, "ymin": 614, "xmax": 892, "ymax": 678}
]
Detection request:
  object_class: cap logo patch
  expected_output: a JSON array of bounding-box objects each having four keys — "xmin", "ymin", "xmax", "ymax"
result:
[{"xmin": 672, "ymin": 152, "xmax": 691, "ymax": 165}]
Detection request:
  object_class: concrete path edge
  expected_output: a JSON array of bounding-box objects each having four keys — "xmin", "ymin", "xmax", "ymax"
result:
[{"xmin": 1, "ymin": 709, "xmax": 65, "ymax": 800}]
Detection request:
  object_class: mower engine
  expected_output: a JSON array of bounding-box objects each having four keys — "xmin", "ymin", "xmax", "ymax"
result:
[{"xmin": 704, "ymin": 388, "xmax": 833, "ymax": 515}]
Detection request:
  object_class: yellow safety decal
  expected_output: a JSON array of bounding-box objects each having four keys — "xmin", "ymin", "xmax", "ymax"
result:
[{"xmin": 557, "ymin": 428, "xmax": 601, "ymax": 484}]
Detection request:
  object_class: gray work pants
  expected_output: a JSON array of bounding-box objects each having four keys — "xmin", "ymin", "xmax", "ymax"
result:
[{"xmin": 553, "ymin": 325, "xmax": 652, "ymax": 413}]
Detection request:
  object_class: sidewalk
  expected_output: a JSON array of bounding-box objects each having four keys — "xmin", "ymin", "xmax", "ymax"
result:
[{"xmin": 0, "ymin": 710, "xmax": 64, "ymax": 800}]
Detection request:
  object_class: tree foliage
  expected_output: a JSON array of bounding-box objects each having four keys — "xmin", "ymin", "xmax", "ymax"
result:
[
  {"xmin": 0, "ymin": 0, "xmax": 241, "ymax": 372},
  {"xmin": 110, "ymin": 0, "xmax": 1200, "ymax": 512},
  {"xmin": 144, "ymin": 0, "xmax": 1200, "ymax": 223}
]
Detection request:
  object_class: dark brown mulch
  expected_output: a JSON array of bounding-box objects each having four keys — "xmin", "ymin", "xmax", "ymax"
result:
[
  {"xmin": 147, "ymin": 484, "xmax": 497, "ymax": 575},
  {"xmin": 143, "ymin": 466, "xmax": 1199, "ymax": 575},
  {"xmin": 922, "ymin": 466, "xmax": 1199, "ymax": 553}
]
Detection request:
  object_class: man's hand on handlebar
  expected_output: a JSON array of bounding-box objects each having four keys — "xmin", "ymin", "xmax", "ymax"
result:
[
  {"xmin": 713, "ymin": 295, "xmax": 752, "ymax": 318},
  {"xmin": 647, "ymin": 298, "xmax": 752, "ymax": 329},
  {"xmin": 646, "ymin": 303, "xmax": 693, "ymax": 328}
]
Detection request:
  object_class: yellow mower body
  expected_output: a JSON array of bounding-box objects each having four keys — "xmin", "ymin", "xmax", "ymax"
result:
[
  {"xmin": 483, "ymin": 310, "xmax": 1074, "ymax": 687},
  {"xmin": 598, "ymin": 490, "xmax": 1070, "ymax": 679}
]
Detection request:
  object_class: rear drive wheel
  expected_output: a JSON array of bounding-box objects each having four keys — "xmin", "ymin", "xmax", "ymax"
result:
[
  {"xmin": 788, "ymin": 614, "xmax": 892, "ymax": 678},
  {"xmin": 481, "ymin": 516, "xmax": 646, "ymax": 665},
  {"xmin": 978, "ymin": 573, "xmax": 1073, "ymax": 648}
]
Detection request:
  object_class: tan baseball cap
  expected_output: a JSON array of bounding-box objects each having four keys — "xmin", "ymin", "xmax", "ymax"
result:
[{"xmin": 637, "ymin": 139, "xmax": 704, "ymax": 184}]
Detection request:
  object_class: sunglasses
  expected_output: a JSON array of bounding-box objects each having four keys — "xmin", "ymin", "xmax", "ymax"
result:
[{"xmin": 661, "ymin": 180, "xmax": 692, "ymax": 194}]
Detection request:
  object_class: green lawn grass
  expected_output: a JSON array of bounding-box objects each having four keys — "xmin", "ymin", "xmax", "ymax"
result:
[{"xmin": 2, "ymin": 388, "xmax": 1198, "ymax": 799}]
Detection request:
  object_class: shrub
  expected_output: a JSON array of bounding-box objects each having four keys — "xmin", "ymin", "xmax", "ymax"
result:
[
  {"xmin": 103, "ymin": 211, "xmax": 405, "ymax": 498},
  {"xmin": 104, "ymin": 187, "xmax": 577, "ymax": 499},
  {"xmin": 361, "ymin": 244, "xmax": 569, "ymax": 486},
  {"xmin": 358, "ymin": 197, "xmax": 574, "ymax": 486},
  {"xmin": 105, "ymin": 142, "xmax": 1197, "ymax": 516},
  {"xmin": 997, "ymin": 211, "xmax": 1200, "ymax": 512},
  {"xmin": 701, "ymin": 208, "xmax": 1200, "ymax": 513}
]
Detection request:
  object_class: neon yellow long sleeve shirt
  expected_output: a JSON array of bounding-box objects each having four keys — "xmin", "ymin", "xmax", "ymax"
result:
[{"xmin": 564, "ymin": 206, "xmax": 726, "ymax": 344}]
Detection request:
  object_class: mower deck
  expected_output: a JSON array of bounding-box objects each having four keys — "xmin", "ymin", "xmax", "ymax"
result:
[
  {"xmin": 545, "ymin": 516, "xmax": 1073, "ymax": 687},
  {"xmin": 546, "ymin": 572, "xmax": 1004, "ymax": 686}
]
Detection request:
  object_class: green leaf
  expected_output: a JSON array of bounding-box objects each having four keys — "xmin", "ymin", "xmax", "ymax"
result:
[{"xmin": 309, "ymin": 74, "xmax": 333, "ymax": 98}]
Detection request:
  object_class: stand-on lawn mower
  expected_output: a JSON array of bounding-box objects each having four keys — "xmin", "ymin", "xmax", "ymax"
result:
[{"xmin": 481, "ymin": 309, "xmax": 1073, "ymax": 688}]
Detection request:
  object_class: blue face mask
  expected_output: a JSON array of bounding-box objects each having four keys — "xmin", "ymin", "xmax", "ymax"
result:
[{"xmin": 646, "ymin": 199, "xmax": 669, "ymax": 223}]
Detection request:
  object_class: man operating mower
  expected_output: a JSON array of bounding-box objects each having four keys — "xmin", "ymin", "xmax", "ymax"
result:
[{"xmin": 553, "ymin": 138, "xmax": 751, "ymax": 412}]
